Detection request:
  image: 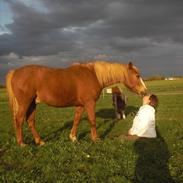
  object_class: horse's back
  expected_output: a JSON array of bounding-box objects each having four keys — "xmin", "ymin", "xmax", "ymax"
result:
[
  {"xmin": 11, "ymin": 64, "xmax": 102, "ymax": 107},
  {"xmin": 12, "ymin": 65, "xmax": 50, "ymax": 91}
]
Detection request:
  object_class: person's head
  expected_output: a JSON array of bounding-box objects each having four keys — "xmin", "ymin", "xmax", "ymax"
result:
[{"xmin": 143, "ymin": 94, "xmax": 158, "ymax": 108}]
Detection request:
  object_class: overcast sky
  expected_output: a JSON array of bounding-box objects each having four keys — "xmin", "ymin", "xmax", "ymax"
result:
[{"xmin": 0, "ymin": 0, "xmax": 183, "ymax": 83}]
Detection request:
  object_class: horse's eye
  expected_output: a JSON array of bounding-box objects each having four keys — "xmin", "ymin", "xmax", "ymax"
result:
[{"xmin": 136, "ymin": 75, "xmax": 140, "ymax": 78}]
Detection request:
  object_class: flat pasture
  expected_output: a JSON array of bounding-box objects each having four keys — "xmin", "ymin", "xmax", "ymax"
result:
[{"xmin": 0, "ymin": 79, "xmax": 183, "ymax": 182}]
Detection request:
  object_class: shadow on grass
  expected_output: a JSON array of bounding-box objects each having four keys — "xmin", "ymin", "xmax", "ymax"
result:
[
  {"xmin": 78, "ymin": 119, "xmax": 117, "ymax": 140},
  {"xmin": 96, "ymin": 106, "xmax": 139, "ymax": 120},
  {"xmin": 76, "ymin": 108, "xmax": 116, "ymax": 140},
  {"xmin": 125, "ymin": 106, "xmax": 138, "ymax": 116},
  {"xmin": 43, "ymin": 117, "xmax": 91, "ymax": 142},
  {"xmin": 100, "ymin": 120, "xmax": 116, "ymax": 139},
  {"xmin": 96, "ymin": 108, "xmax": 115, "ymax": 119},
  {"xmin": 43, "ymin": 106, "xmax": 136, "ymax": 142},
  {"xmin": 78, "ymin": 122, "xmax": 103, "ymax": 140},
  {"xmin": 43, "ymin": 120, "xmax": 73, "ymax": 142},
  {"xmin": 96, "ymin": 108, "xmax": 121, "ymax": 139},
  {"xmin": 133, "ymin": 128, "xmax": 175, "ymax": 183}
]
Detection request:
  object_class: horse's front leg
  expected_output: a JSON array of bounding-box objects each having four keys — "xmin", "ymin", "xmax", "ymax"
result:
[
  {"xmin": 85, "ymin": 101, "xmax": 98, "ymax": 141},
  {"xmin": 70, "ymin": 106, "xmax": 84, "ymax": 142}
]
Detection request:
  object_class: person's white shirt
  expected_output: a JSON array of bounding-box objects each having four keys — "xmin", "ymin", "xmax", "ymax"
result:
[{"xmin": 128, "ymin": 104, "xmax": 156, "ymax": 138}]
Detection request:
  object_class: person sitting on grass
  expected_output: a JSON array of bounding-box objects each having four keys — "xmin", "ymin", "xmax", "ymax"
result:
[{"xmin": 127, "ymin": 94, "xmax": 158, "ymax": 140}]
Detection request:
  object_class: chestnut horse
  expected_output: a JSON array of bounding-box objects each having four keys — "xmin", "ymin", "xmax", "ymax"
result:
[{"xmin": 6, "ymin": 61, "xmax": 147, "ymax": 146}]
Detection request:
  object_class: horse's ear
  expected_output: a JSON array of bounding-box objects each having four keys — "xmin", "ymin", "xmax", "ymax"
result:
[{"xmin": 128, "ymin": 62, "xmax": 133, "ymax": 69}]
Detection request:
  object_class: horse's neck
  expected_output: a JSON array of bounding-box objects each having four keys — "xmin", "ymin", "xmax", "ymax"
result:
[
  {"xmin": 101, "ymin": 79, "xmax": 120, "ymax": 88},
  {"xmin": 94, "ymin": 62, "xmax": 126, "ymax": 88}
]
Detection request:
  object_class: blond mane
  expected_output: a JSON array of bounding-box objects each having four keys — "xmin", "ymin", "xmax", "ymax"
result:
[{"xmin": 93, "ymin": 61, "xmax": 126, "ymax": 87}]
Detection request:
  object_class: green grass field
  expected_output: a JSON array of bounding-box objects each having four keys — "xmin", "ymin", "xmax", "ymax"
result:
[{"xmin": 0, "ymin": 80, "xmax": 183, "ymax": 183}]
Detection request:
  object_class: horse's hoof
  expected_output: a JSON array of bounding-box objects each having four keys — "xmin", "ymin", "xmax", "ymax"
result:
[
  {"xmin": 35, "ymin": 138, "xmax": 45, "ymax": 146},
  {"xmin": 20, "ymin": 143, "xmax": 27, "ymax": 147},
  {"xmin": 39, "ymin": 140, "xmax": 45, "ymax": 146},
  {"xmin": 69, "ymin": 134, "xmax": 77, "ymax": 142},
  {"xmin": 92, "ymin": 137, "xmax": 101, "ymax": 142}
]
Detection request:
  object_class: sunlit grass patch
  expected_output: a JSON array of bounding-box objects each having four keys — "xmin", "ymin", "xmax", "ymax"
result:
[{"xmin": 0, "ymin": 79, "xmax": 183, "ymax": 182}]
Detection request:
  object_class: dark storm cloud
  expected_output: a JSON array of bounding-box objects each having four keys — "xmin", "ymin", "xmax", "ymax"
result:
[
  {"xmin": 1, "ymin": 0, "xmax": 183, "ymax": 56},
  {"xmin": 0, "ymin": 0, "xmax": 183, "ymax": 83},
  {"xmin": 0, "ymin": 0, "xmax": 109, "ymax": 55},
  {"xmin": 86, "ymin": 0, "xmax": 183, "ymax": 42}
]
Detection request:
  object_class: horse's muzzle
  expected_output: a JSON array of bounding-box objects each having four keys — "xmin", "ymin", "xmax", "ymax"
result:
[{"xmin": 140, "ymin": 90, "xmax": 147, "ymax": 97}]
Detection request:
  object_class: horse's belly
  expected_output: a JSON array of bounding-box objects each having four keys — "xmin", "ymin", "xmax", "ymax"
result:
[{"xmin": 36, "ymin": 92, "xmax": 79, "ymax": 107}]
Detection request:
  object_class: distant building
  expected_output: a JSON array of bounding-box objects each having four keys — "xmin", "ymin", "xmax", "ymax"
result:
[
  {"xmin": 165, "ymin": 77, "xmax": 180, "ymax": 80},
  {"xmin": 106, "ymin": 88, "xmax": 112, "ymax": 94}
]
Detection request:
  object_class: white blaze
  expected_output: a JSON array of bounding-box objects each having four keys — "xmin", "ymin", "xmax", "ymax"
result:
[{"xmin": 140, "ymin": 77, "xmax": 147, "ymax": 89}]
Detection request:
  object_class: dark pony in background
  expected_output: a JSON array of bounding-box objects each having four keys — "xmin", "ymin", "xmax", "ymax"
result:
[{"xmin": 6, "ymin": 61, "xmax": 147, "ymax": 146}]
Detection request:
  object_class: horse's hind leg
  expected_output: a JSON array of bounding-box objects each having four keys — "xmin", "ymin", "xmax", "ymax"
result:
[
  {"xmin": 70, "ymin": 106, "xmax": 84, "ymax": 142},
  {"xmin": 14, "ymin": 106, "xmax": 27, "ymax": 146},
  {"xmin": 26, "ymin": 101, "xmax": 45, "ymax": 146},
  {"xmin": 85, "ymin": 101, "xmax": 98, "ymax": 141}
]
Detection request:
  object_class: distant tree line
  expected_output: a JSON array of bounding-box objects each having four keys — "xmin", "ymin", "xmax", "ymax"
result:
[
  {"xmin": 144, "ymin": 75, "xmax": 183, "ymax": 81},
  {"xmin": 144, "ymin": 75, "xmax": 165, "ymax": 81}
]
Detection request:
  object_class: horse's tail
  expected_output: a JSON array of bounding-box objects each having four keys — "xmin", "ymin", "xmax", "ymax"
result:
[{"xmin": 6, "ymin": 70, "xmax": 18, "ymax": 122}]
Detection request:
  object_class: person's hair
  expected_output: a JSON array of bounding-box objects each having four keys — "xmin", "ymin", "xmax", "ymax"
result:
[{"xmin": 149, "ymin": 94, "xmax": 158, "ymax": 108}]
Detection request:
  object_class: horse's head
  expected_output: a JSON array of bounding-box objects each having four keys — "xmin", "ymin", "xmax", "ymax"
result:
[{"xmin": 124, "ymin": 62, "xmax": 147, "ymax": 96}]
